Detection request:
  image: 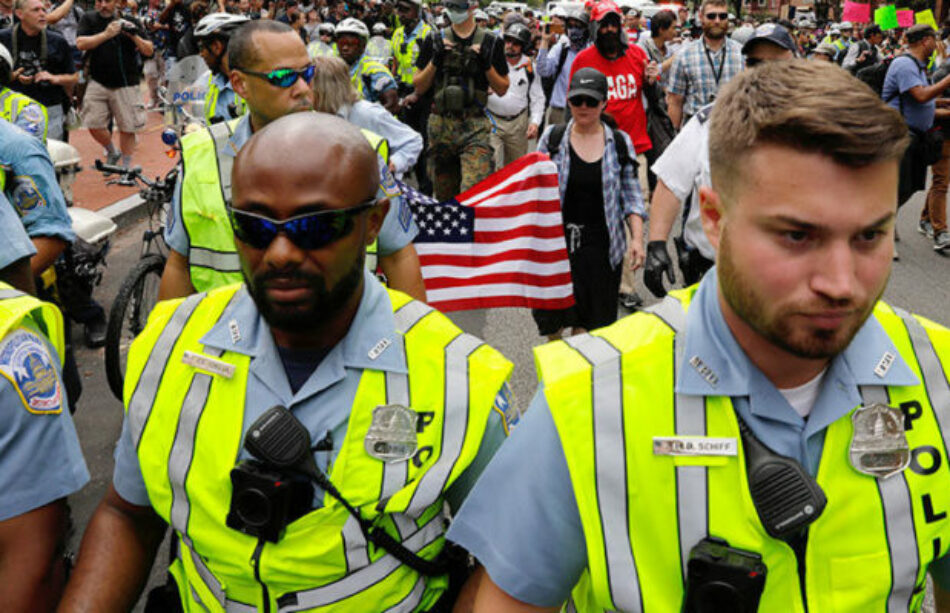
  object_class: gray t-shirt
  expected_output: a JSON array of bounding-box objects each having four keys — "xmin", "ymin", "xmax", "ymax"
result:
[{"xmin": 883, "ymin": 55, "xmax": 935, "ymax": 133}]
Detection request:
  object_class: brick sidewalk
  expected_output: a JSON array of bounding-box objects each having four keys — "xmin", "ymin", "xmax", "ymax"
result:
[{"xmin": 69, "ymin": 108, "xmax": 179, "ymax": 212}]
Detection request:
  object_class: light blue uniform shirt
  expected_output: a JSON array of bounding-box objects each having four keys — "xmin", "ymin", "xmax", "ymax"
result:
[
  {"xmin": 0, "ymin": 194, "xmax": 37, "ymax": 270},
  {"xmin": 113, "ymin": 271, "xmax": 508, "ymax": 512},
  {"xmin": 0, "ymin": 119, "xmax": 74, "ymax": 243},
  {"xmin": 341, "ymin": 99, "xmax": 423, "ymax": 178},
  {"xmin": 0, "ymin": 317, "xmax": 89, "ymax": 522},
  {"xmin": 447, "ymin": 269, "xmax": 944, "ymax": 607},
  {"xmin": 165, "ymin": 114, "xmax": 418, "ymax": 258},
  {"xmin": 537, "ymin": 39, "xmax": 581, "ymax": 110},
  {"xmin": 208, "ymin": 72, "xmax": 241, "ymax": 123}
]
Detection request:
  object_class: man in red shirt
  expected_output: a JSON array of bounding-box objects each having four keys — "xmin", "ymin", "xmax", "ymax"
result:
[{"xmin": 570, "ymin": 0, "xmax": 655, "ymax": 156}]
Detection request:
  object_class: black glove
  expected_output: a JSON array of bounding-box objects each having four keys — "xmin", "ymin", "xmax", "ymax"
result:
[
  {"xmin": 432, "ymin": 36, "xmax": 445, "ymax": 70},
  {"xmin": 644, "ymin": 240, "xmax": 675, "ymax": 298}
]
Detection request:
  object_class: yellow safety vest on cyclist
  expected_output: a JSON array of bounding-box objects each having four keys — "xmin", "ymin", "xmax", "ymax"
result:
[
  {"xmin": 392, "ymin": 23, "xmax": 432, "ymax": 85},
  {"xmin": 537, "ymin": 286, "xmax": 950, "ymax": 612},
  {"xmin": 351, "ymin": 54, "xmax": 398, "ymax": 102},
  {"xmin": 179, "ymin": 120, "xmax": 390, "ymax": 292},
  {"xmin": 204, "ymin": 73, "xmax": 247, "ymax": 125},
  {"xmin": 0, "ymin": 87, "xmax": 48, "ymax": 143},
  {"xmin": 123, "ymin": 283, "xmax": 513, "ymax": 611}
]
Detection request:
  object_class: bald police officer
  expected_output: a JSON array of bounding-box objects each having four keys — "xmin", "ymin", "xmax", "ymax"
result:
[{"xmin": 62, "ymin": 113, "xmax": 515, "ymax": 612}]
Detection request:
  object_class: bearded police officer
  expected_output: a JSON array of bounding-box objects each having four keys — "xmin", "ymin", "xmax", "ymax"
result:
[
  {"xmin": 413, "ymin": 0, "xmax": 509, "ymax": 202},
  {"xmin": 61, "ymin": 112, "xmax": 514, "ymax": 612},
  {"xmin": 159, "ymin": 20, "xmax": 426, "ymax": 302},
  {"xmin": 448, "ymin": 60, "xmax": 950, "ymax": 611}
]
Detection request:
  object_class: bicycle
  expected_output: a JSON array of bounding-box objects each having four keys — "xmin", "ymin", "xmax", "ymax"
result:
[{"xmin": 96, "ymin": 159, "xmax": 179, "ymax": 401}]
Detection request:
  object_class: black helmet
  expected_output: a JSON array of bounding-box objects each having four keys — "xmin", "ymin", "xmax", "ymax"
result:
[
  {"xmin": 566, "ymin": 8, "xmax": 589, "ymax": 27},
  {"xmin": 504, "ymin": 22, "xmax": 532, "ymax": 48}
]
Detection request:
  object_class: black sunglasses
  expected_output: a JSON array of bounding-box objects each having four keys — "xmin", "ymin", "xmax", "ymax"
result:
[
  {"xmin": 704, "ymin": 12, "xmax": 729, "ymax": 20},
  {"xmin": 228, "ymin": 200, "xmax": 376, "ymax": 250},
  {"xmin": 569, "ymin": 95, "xmax": 601, "ymax": 108},
  {"xmin": 234, "ymin": 65, "xmax": 316, "ymax": 88}
]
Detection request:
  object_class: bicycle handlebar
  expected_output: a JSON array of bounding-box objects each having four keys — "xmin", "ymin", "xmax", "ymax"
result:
[{"xmin": 94, "ymin": 159, "xmax": 143, "ymax": 177}]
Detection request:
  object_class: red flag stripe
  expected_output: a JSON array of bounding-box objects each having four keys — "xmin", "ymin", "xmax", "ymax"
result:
[
  {"xmin": 474, "ymin": 225, "xmax": 567, "ymax": 242},
  {"xmin": 422, "ymin": 271, "xmax": 574, "ymax": 290},
  {"xmin": 418, "ymin": 248, "xmax": 570, "ymax": 266},
  {"xmin": 429, "ymin": 294, "xmax": 576, "ymax": 312},
  {"xmin": 474, "ymin": 201, "xmax": 562, "ymax": 218}
]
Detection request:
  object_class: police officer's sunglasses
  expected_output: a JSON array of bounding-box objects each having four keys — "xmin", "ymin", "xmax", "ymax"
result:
[
  {"xmin": 234, "ymin": 65, "xmax": 316, "ymax": 88},
  {"xmin": 227, "ymin": 200, "xmax": 377, "ymax": 250}
]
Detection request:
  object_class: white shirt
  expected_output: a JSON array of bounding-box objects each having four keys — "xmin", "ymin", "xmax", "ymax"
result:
[
  {"xmin": 487, "ymin": 55, "xmax": 545, "ymax": 126},
  {"xmin": 650, "ymin": 108, "xmax": 715, "ymax": 260}
]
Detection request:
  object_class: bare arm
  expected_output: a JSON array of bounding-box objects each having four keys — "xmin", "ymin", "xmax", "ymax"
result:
[
  {"xmin": 413, "ymin": 61, "xmax": 436, "ymax": 96},
  {"xmin": 379, "ymin": 243, "xmax": 427, "ymax": 302},
  {"xmin": 464, "ymin": 567, "xmax": 560, "ymax": 613},
  {"xmin": 58, "ymin": 486, "xmax": 167, "ymax": 613},
  {"xmin": 626, "ymin": 213, "xmax": 645, "ymax": 270},
  {"xmin": 76, "ymin": 19, "xmax": 122, "ymax": 52},
  {"xmin": 158, "ymin": 249, "xmax": 196, "ymax": 300},
  {"xmin": 30, "ymin": 237, "xmax": 68, "ymax": 276},
  {"xmin": 908, "ymin": 73, "xmax": 950, "ymax": 104},
  {"xmin": 486, "ymin": 67, "xmax": 509, "ymax": 97},
  {"xmin": 0, "ymin": 499, "xmax": 70, "ymax": 612},
  {"xmin": 647, "ymin": 180, "xmax": 683, "ymax": 242},
  {"xmin": 666, "ymin": 91, "xmax": 684, "ymax": 130},
  {"xmin": 380, "ymin": 88, "xmax": 400, "ymax": 115},
  {"xmin": 0, "ymin": 257, "xmax": 38, "ymax": 295},
  {"xmin": 127, "ymin": 31, "xmax": 154, "ymax": 58},
  {"xmin": 46, "ymin": 0, "xmax": 74, "ymax": 25}
]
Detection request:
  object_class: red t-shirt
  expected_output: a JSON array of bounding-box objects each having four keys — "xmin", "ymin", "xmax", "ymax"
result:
[{"xmin": 570, "ymin": 44, "xmax": 652, "ymax": 154}]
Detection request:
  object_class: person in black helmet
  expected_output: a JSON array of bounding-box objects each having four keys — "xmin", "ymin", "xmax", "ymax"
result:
[{"xmin": 487, "ymin": 22, "xmax": 544, "ymax": 166}]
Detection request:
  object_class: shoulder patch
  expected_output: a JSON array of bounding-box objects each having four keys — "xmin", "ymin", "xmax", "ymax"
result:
[
  {"xmin": 492, "ymin": 382, "xmax": 519, "ymax": 434},
  {"xmin": 0, "ymin": 329, "xmax": 63, "ymax": 414},
  {"xmin": 18, "ymin": 104, "xmax": 45, "ymax": 138},
  {"xmin": 397, "ymin": 196, "xmax": 412, "ymax": 231},
  {"xmin": 10, "ymin": 175, "xmax": 46, "ymax": 213},
  {"xmin": 381, "ymin": 165, "xmax": 400, "ymax": 198}
]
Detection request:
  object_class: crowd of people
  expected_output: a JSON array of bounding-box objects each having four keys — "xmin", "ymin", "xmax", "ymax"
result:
[{"xmin": 6, "ymin": 0, "xmax": 950, "ymax": 610}]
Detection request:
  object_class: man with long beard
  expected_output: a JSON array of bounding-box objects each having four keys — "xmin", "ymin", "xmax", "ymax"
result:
[
  {"xmin": 61, "ymin": 113, "xmax": 515, "ymax": 612},
  {"xmin": 445, "ymin": 60, "xmax": 950, "ymax": 611},
  {"xmin": 665, "ymin": 0, "xmax": 743, "ymax": 130}
]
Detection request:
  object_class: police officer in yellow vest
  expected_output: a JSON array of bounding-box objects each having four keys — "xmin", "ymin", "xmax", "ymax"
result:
[
  {"xmin": 159, "ymin": 20, "xmax": 427, "ymax": 303},
  {"xmin": 392, "ymin": 0, "xmax": 433, "ymax": 193},
  {"xmin": 336, "ymin": 17, "xmax": 401, "ymax": 115},
  {"xmin": 0, "ymin": 275, "xmax": 89, "ymax": 610},
  {"xmin": 448, "ymin": 60, "xmax": 950, "ymax": 611},
  {"xmin": 62, "ymin": 112, "xmax": 515, "ymax": 613},
  {"xmin": 0, "ymin": 43, "xmax": 48, "ymax": 142},
  {"xmin": 194, "ymin": 12, "xmax": 249, "ymax": 125}
]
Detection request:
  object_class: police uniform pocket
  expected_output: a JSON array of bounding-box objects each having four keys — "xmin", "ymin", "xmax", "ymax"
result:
[{"xmin": 829, "ymin": 552, "xmax": 890, "ymax": 611}]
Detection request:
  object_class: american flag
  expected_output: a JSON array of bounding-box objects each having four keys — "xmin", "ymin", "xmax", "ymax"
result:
[{"xmin": 400, "ymin": 152, "xmax": 574, "ymax": 312}]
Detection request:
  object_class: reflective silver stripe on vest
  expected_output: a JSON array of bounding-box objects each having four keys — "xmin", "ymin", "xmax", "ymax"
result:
[
  {"xmin": 277, "ymin": 512, "xmax": 445, "ymax": 611},
  {"xmin": 128, "ymin": 293, "xmax": 204, "ymax": 449},
  {"xmin": 383, "ymin": 576, "xmax": 426, "ymax": 613},
  {"xmin": 860, "ymin": 384, "xmax": 919, "ymax": 612},
  {"xmin": 393, "ymin": 299, "xmax": 433, "ymax": 335},
  {"xmin": 898, "ymin": 308, "xmax": 950, "ymax": 460},
  {"xmin": 0, "ymin": 288, "xmax": 25, "ymax": 299},
  {"xmin": 380, "ymin": 369, "xmax": 410, "ymax": 503},
  {"xmin": 564, "ymin": 333, "xmax": 643, "ymax": 612},
  {"xmin": 404, "ymin": 332, "xmax": 482, "ymax": 517},
  {"xmin": 190, "ymin": 247, "xmax": 242, "ymax": 273},
  {"xmin": 169, "ymin": 347, "xmax": 225, "ymax": 536},
  {"xmin": 342, "ymin": 514, "xmax": 371, "ymax": 572},
  {"xmin": 182, "ymin": 535, "xmax": 228, "ymax": 608},
  {"xmin": 644, "ymin": 294, "xmax": 686, "ymax": 334},
  {"xmin": 209, "ymin": 120, "xmax": 237, "ymax": 205}
]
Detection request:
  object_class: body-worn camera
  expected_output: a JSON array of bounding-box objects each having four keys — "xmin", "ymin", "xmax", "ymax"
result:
[
  {"xmin": 683, "ymin": 537, "xmax": 767, "ymax": 613},
  {"xmin": 226, "ymin": 460, "xmax": 313, "ymax": 543}
]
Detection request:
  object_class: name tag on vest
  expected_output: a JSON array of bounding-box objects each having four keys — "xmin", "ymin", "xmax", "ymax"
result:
[
  {"xmin": 653, "ymin": 436, "xmax": 738, "ymax": 457},
  {"xmin": 182, "ymin": 350, "xmax": 235, "ymax": 379}
]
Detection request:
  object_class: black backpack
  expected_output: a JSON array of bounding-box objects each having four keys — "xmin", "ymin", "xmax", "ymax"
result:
[
  {"xmin": 856, "ymin": 56, "xmax": 895, "ymax": 97},
  {"xmin": 547, "ymin": 123, "xmax": 638, "ymax": 173}
]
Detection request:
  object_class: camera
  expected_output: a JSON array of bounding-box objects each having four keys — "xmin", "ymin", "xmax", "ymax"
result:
[
  {"xmin": 118, "ymin": 18, "xmax": 139, "ymax": 33},
  {"xmin": 226, "ymin": 460, "xmax": 313, "ymax": 543},
  {"xmin": 682, "ymin": 537, "xmax": 766, "ymax": 613}
]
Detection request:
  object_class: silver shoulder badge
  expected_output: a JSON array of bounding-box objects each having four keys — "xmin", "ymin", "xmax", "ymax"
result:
[
  {"xmin": 849, "ymin": 403, "xmax": 910, "ymax": 479},
  {"xmin": 364, "ymin": 404, "xmax": 418, "ymax": 463}
]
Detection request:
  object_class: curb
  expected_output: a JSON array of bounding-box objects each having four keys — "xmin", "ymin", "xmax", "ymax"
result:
[{"xmin": 96, "ymin": 193, "xmax": 148, "ymax": 229}]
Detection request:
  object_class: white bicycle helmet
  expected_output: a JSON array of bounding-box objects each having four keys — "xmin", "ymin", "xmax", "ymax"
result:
[
  {"xmin": 0, "ymin": 43, "xmax": 12, "ymax": 71},
  {"xmin": 194, "ymin": 12, "xmax": 250, "ymax": 40},
  {"xmin": 336, "ymin": 17, "xmax": 370, "ymax": 39},
  {"xmin": 371, "ymin": 22, "xmax": 388, "ymax": 36},
  {"xmin": 317, "ymin": 22, "xmax": 335, "ymax": 35}
]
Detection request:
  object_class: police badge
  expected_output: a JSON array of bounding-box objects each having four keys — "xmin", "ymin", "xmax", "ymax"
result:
[
  {"xmin": 364, "ymin": 404, "xmax": 418, "ymax": 463},
  {"xmin": 849, "ymin": 403, "xmax": 910, "ymax": 479}
]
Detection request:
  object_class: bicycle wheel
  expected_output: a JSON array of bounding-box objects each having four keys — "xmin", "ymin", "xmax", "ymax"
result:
[{"xmin": 105, "ymin": 254, "xmax": 166, "ymax": 401}]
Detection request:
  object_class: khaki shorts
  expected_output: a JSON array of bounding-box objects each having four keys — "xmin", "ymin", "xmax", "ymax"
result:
[{"xmin": 80, "ymin": 80, "xmax": 147, "ymax": 133}]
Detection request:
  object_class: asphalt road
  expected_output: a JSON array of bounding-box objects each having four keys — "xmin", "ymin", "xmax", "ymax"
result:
[{"xmin": 65, "ymin": 190, "xmax": 950, "ymax": 609}]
